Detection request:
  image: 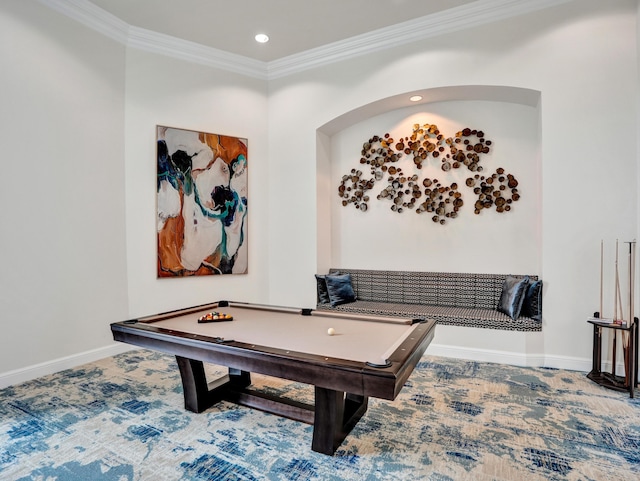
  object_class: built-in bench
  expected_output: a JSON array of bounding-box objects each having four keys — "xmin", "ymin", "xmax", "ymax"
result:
[{"xmin": 316, "ymin": 268, "xmax": 542, "ymax": 332}]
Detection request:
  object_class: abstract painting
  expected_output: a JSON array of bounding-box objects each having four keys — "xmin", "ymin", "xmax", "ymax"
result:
[{"xmin": 156, "ymin": 126, "xmax": 247, "ymax": 276}]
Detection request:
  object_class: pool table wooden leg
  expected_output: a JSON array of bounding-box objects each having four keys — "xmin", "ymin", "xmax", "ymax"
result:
[
  {"xmin": 312, "ymin": 388, "xmax": 369, "ymax": 455},
  {"xmin": 175, "ymin": 356, "xmax": 251, "ymax": 413},
  {"xmin": 176, "ymin": 356, "xmax": 369, "ymax": 455},
  {"xmin": 228, "ymin": 367, "xmax": 252, "ymax": 388}
]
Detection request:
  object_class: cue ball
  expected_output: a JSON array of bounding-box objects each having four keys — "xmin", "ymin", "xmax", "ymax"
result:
[{"xmin": 327, "ymin": 328, "xmax": 335, "ymax": 336}]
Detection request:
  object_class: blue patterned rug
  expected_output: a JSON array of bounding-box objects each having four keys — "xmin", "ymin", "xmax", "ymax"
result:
[{"xmin": 1, "ymin": 350, "xmax": 639, "ymax": 480}]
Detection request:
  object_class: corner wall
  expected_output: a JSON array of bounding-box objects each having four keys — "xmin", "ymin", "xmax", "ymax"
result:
[
  {"xmin": 1, "ymin": 0, "xmax": 637, "ymax": 386},
  {"xmin": 0, "ymin": 1, "xmax": 128, "ymax": 380},
  {"xmin": 267, "ymin": 0, "xmax": 638, "ymax": 369},
  {"xmin": 123, "ymin": 50, "xmax": 270, "ymax": 318}
]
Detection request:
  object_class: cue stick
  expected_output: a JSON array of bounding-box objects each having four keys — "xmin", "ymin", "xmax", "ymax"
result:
[
  {"xmin": 632, "ymin": 241, "xmax": 636, "ymax": 386},
  {"xmin": 623, "ymin": 241, "xmax": 635, "ymax": 385},
  {"xmin": 632, "ymin": 241, "xmax": 636, "ymax": 327},
  {"xmin": 613, "ymin": 239, "xmax": 619, "ymax": 376},
  {"xmin": 600, "ymin": 240, "xmax": 604, "ymax": 318},
  {"xmin": 617, "ymin": 244, "xmax": 624, "ymax": 323},
  {"xmin": 615, "ymin": 239, "xmax": 619, "ymax": 321}
]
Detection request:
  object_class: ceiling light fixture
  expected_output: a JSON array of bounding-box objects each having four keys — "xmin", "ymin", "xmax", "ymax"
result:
[
  {"xmin": 409, "ymin": 95, "xmax": 423, "ymax": 102},
  {"xmin": 255, "ymin": 34, "xmax": 269, "ymax": 43}
]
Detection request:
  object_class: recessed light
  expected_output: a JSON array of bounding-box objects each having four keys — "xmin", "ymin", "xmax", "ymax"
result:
[
  {"xmin": 409, "ymin": 95, "xmax": 423, "ymax": 102},
  {"xmin": 255, "ymin": 34, "xmax": 269, "ymax": 43}
]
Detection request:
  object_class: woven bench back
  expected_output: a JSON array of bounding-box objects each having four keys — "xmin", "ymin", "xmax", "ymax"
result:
[{"xmin": 329, "ymin": 268, "xmax": 538, "ymax": 310}]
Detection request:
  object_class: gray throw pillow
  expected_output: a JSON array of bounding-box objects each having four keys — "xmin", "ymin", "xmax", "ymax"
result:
[
  {"xmin": 325, "ymin": 273, "xmax": 356, "ymax": 307},
  {"xmin": 315, "ymin": 274, "xmax": 331, "ymax": 304},
  {"xmin": 520, "ymin": 279, "xmax": 542, "ymax": 321},
  {"xmin": 497, "ymin": 276, "xmax": 529, "ymax": 320}
]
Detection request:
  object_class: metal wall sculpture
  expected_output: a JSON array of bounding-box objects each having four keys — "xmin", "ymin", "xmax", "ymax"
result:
[{"xmin": 338, "ymin": 124, "xmax": 519, "ymax": 223}]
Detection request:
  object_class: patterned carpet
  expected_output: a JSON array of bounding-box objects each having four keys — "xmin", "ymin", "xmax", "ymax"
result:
[{"xmin": 1, "ymin": 350, "xmax": 639, "ymax": 481}]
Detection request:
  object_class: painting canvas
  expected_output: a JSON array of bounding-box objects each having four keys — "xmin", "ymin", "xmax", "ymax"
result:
[{"xmin": 156, "ymin": 126, "xmax": 248, "ymax": 277}]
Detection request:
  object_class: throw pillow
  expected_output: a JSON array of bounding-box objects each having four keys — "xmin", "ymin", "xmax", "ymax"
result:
[
  {"xmin": 315, "ymin": 274, "xmax": 331, "ymax": 304},
  {"xmin": 520, "ymin": 279, "xmax": 542, "ymax": 321},
  {"xmin": 325, "ymin": 273, "xmax": 356, "ymax": 307},
  {"xmin": 497, "ymin": 275, "xmax": 529, "ymax": 320}
]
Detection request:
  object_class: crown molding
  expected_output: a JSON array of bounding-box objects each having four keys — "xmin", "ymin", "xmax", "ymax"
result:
[
  {"xmin": 38, "ymin": 0, "xmax": 129, "ymax": 44},
  {"xmin": 38, "ymin": 0, "xmax": 268, "ymax": 79},
  {"xmin": 39, "ymin": 0, "xmax": 574, "ymax": 81},
  {"xmin": 127, "ymin": 27, "xmax": 268, "ymax": 80},
  {"xmin": 267, "ymin": 0, "xmax": 575, "ymax": 79}
]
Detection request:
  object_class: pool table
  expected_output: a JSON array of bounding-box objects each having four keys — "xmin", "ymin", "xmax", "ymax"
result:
[{"xmin": 110, "ymin": 300, "xmax": 436, "ymax": 455}]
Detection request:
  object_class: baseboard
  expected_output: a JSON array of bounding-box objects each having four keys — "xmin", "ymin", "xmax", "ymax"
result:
[
  {"xmin": 0, "ymin": 342, "xmax": 600, "ymax": 390},
  {"xmin": 0, "ymin": 343, "xmax": 135, "ymax": 389},
  {"xmin": 428, "ymin": 343, "xmax": 592, "ymax": 372}
]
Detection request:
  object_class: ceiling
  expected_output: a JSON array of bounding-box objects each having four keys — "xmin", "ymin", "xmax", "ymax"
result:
[{"xmin": 86, "ymin": 0, "xmax": 478, "ymax": 62}]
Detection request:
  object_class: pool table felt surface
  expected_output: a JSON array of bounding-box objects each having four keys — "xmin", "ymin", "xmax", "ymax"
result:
[{"xmin": 135, "ymin": 302, "xmax": 420, "ymax": 366}]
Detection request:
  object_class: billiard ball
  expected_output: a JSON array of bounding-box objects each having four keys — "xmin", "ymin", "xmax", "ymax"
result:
[{"xmin": 327, "ymin": 328, "xmax": 335, "ymax": 336}]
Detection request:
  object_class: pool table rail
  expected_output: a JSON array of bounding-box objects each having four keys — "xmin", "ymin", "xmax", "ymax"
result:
[{"xmin": 111, "ymin": 314, "xmax": 434, "ymax": 400}]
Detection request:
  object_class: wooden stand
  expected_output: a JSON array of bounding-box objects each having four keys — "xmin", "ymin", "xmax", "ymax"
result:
[
  {"xmin": 587, "ymin": 314, "xmax": 638, "ymax": 398},
  {"xmin": 175, "ymin": 356, "xmax": 369, "ymax": 455}
]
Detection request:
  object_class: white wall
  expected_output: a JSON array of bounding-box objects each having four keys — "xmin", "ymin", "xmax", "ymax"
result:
[
  {"xmin": 326, "ymin": 98, "xmax": 547, "ymax": 367},
  {"xmin": 1, "ymin": 0, "xmax": 637, "ymax": 386},
  {"xmin": 0, "ymin": 1, "xmax": 128, "ymax": 380},
  {"xmin": 0, "ymin": 5, "xmax": 270, "ymax": 387},
  {"xmin": 123, "ymin": 50, "xmax": 269, "ymax": 317},
  {"xmin": 267, "ymin": 0, "xmax": 638, "ymax": 368},
  {"xmin": 329, "ymin": 100, "xmax": 541, "ymax": 274}
]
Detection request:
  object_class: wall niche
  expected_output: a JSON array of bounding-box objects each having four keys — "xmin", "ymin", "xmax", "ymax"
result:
[{"xmin": 317, "ymin": 87, "xmax": 541, "ymax": 275}]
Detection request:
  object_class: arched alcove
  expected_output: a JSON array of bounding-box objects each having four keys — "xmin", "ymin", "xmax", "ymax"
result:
[{"xmin": 316, "ymin": 85, "xmax": 542, "ymax": 274}]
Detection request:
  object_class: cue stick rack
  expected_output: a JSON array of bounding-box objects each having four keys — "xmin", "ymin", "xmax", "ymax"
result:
[{"xmin": 587, "ymin": 240, "xmax": 638, "ymax": 398}]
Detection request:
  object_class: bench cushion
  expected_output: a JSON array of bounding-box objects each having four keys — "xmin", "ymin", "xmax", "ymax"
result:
[
  {"xmin": 316, "ymin": 300, "xmax": 542, "ymax": 332},
  {"xmin": 328, "ymin": 269, "xmax": 538, "ymax": 310}
]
